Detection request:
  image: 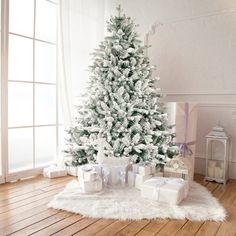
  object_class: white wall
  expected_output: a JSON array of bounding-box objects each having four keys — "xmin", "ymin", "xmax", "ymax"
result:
[
  {"xmin": 105, "ymin": 0, "xmax": 236, "ymax": 103},
  {"xmin": 105, "ymin": 0, "xmax": 236, "ymax": 178}
]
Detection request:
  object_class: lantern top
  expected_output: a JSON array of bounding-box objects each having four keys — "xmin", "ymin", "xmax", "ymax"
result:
[{"xmin": 206, "ymin": 126, "xmax": 229, "ymax": 139}]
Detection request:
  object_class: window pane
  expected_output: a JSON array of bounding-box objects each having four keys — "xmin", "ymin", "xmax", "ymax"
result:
[
  {"xmin": 35, "ymin": 84, "xmax": 56, "ymax": 125},
  {"xmin": 8, "ymin": 34, "xmax": 33, "ymax": 81},
  {"xmin": 9, "ymin": 0, "xmax": 34, "ymax": 37},
  {"xmin": 8, "ymin": 82, "xmax": 33, "ymax": 127},
  {"xmin": 8, "ymin": 128, "xmax": 33, "ymax": 173},
  {"xmin": 35, "ymin": 0, "xmax": 56, "ymax": 43},
  {"xmin": 35, "ymin": 41, "xmax": 56, "ymax": 83},
  {"xmin": 35, "ymin": 126, "xmax": 56, "ymax": 167}
]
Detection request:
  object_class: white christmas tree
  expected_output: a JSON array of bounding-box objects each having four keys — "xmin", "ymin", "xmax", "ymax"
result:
[{"xmin": 64, "ymin": 6, "xmax": 178, "ymax": 166}]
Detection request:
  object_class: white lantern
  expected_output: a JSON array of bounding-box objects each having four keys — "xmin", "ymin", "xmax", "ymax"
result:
[{"xmin": 205, "ymin": 126, "xmax": 229, "ymax": 184}]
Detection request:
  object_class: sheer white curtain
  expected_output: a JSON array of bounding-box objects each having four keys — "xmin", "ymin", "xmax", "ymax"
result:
[{"xmin": 58, "ymin": 0, "xmax": 106, "ymax": 128}]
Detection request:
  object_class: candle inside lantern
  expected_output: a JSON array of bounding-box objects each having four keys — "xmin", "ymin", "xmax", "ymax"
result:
[
  {"xmin": 214, "ymin": 166, "xmax": 223, "ymax": 179},
  {"xmin": 214, "ymin": 167, "xmax": 220, "ymax": 179},
  {"xmin": 219, "ymin": 168, "xmax": 223, "ymax": 178},
  {"xmin": 208, "ymin": 160, "xmax": 216, "ymax": 167},
  {"xmin": 208, "ymin": 167, "xmax": 214, "ymax": 178}
]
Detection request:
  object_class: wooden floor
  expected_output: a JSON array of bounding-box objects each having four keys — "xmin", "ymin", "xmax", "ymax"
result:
[{"xmin": 0, "ymin": 175, "xmax": 235, "ymax": 236}]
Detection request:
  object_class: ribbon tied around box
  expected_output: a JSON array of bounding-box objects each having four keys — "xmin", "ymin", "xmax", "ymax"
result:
[{"xmin": 153, "ymin": 178, "xmax": 184, "ymax": 201}]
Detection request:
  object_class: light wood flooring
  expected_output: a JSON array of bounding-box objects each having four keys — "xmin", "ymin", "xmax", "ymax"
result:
[{"xmin": 0, "ymin": 174, "xmax": 236, "ymax": 236}]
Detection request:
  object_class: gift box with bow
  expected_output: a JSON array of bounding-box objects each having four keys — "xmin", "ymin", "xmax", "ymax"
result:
[{"xmin": 141, "ymin": 177, "xmax": 189, "ymax": 205}]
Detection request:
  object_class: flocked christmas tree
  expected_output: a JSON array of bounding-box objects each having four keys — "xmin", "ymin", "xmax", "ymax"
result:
[{"xmin": 64, "ymin": 6, "xmax": 179, "ymax": 166}]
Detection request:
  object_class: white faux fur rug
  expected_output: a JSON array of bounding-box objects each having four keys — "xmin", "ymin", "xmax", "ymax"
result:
[{"xmin": 48, "ymin": 180, "xmax": 226, "ymax": 221}]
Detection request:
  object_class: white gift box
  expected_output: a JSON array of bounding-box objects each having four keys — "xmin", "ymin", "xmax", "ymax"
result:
[
  {"xmin": 153, "ymin": 172, "xmax": 164, "ymax": 177},
  {"xmin": 135, "ymin": 173, "xmax": 153, "ymax": 190},
  {"xmin": 141, "ymin": 177, "xmax": 188, "ymax": 204},
  {"xmin": 78, "ymin": 164, "xmax": 103, "ymax": 181},
  {"xmin": 66, "ymin": 166, "xmax": 78, "ymax": 176},
  {"xmin": 80, "ymin": 178, "xmax": 103, "ymax": 193},
  {"xmin": 102, "ymin": 164, "xmax": 131, "ymax": 186},
  {"xmin": 106, "ymin": 164, "xmax": 130, "ymax": 186},
  {"xmin": 132, "ymin": 163, "xmax": 141, "ymax": 173},
  {"xmin": 128, "ymin": 171, "xmax": 136, "ymax": 187},
  {"xmin": 43, "ymin": 166, "xmax": 67, "ymax": 178},
  {"xmin": 133, "ymin": 163, "xmax": 156, "ymax": 176},
  {"xmin": 83, "ymin": 171, "xmax": 98, "ymax": 182},
  {"xmin": 138, "ymin": 165, "xmax": 152, "ymax": 176},
  {"xmin": 164, "ymin": 157, "xmax": 192, "ymax": 183}
]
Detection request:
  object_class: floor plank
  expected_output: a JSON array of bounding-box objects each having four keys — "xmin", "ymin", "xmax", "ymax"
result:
[
  {"xmin": 9, "ymin": 211, "xmax": 71, "ymax": 236},
  {"xmin": 135, "ymin": 220, "xmax": 169, "ymax": 236},
  {"xmin": 52, "ymin": 217, "xmax": 99, "ymax": 236},
  {"xmin": 0, "ymin": 209, "xmax": 59, "ymax": 235},
  {"xmin": 73, "ymin": 219, "xmax": 115, "ymax": 236},
  {"xmin": 115, "ymin": 219, "xmax": 150, "ymax": 236},
  {"xmin": 156, "ymin": 219, "xmax": 187, "ymax": 236},
  {"xmin": 31, "ymin": 214, "xmax": 83, "ymax": 236},
  {"xmin": 94, "ymin": 220, "xmax": 132, "ymax": 236},
  {"xmin": 0, "ymin": 174, "xmax": 234, "ymax": 236}
]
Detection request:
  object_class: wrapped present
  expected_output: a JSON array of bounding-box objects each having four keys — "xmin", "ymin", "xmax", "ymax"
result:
[
  {"xmin": 101, "ymin": 157, "xmax": 131, "ymax": 186},
  {"xmin": 128, "ymin": 171, "xmax": 136, "ymax": 187},
  {"xmin": 106, "ymin": 164, "xmax": 131, "ymax": 186},
  {"xmin": 135, "ymin": 173, "xmax": 153, "ymax": 190},
  {"xmin": 164, "ymin": 156, "xmax": 192, "ymax": 183},
  {"xmin": 141, "ymin": 177, "xmax": 189, "ymax": 204},
  {"xmin": 78, "ymin": 164, "xmax": 104, "ymax": 193},
  {"xmin": 129, "ymin": 162, "xmax": 157, "ymax": 189},
  {"xmin": 153, "ymin": 171, "xmax": 164, "ymax": 177},
  {"xmin": 175, "ymin": 103, "xmax": 198, "ymax": 180},
  {"xmin": 78, "ymin": 164, "xmax": 102, "ymax": 182},
  {"xmin": 80, "ymin": 178, "xmax": 103, "ymax": 193},
  {"xmin": 43, "ymin": 165, "xmax": 67, "ymax": 178},
  {"xmin": 138, "ymin": 165, "xmax": 152, "ymax": 176},
  {"xmin": 66, "ymin": 166, "xmax": 79, "ymax": 176},
  {"xmin": 132, "ymin": 162, "xmax": 156, "ymax": 176}
]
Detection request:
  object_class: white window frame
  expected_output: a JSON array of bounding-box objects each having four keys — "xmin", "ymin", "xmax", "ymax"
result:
[{"xmin": 0, "ymin": 0, "xmax": 61, "ymax": 183}]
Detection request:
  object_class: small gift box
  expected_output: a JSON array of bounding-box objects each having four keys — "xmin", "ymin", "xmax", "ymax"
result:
[
  {"xmin": 128, "ymin": 171, "xmax": 136, "ymax": 187},
  {"xmin": 153, "ymin": 171, "xmax": 164, "ymax": 177},
  {"xmin": 133, "ymin": 162, "xmax": 156, "ymax": 176},
  {"xmin": 78, "ymin": 164, "xmax": 102, "ymax": 181},
  {"xmin": 138, "ymin": 165, "xmax": 152, "ymax": 176},
  {"xmin": 164, "ymin": 157, "xmax": 192, "ymax": 183},
  {"xmin": 43, "ymin": 165, "xmax": 67, "ymax": 178},
  {"xmin": 80, "ymin": 178, "xmax": 103, "ymax": 193},
  {"xmin": 135, "ymin": 173, "xmax": 153, "ymax": 190},
  {"xmin": 66, "ymin": 166, "xmax": 79, "ymax": 176},
  {"xmin": 141, "ymin": 177, "xmax": 189, "ymax": 204}
]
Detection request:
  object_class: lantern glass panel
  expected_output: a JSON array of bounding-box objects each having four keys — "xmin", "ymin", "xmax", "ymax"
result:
[{"xmin": 207, "ymin": 140, "xmax": 225, "ymax": 180}]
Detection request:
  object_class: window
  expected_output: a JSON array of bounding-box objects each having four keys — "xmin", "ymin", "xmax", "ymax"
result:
[{"xmin": 4, "ymin": 0, "xmax": 59, "ymax": 176}]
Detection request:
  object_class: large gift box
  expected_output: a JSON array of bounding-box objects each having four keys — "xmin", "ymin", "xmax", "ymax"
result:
[
  {"xmin": 103, "ymin": 164, "xmax": 131, "ymax": 186},
  {"xmin": 135, "ymin": 173, "xmax": 153, "ymax": 190},
  {"xmin": 141, "ymin": 177, "xmax": 189, "ymax": 205},
  {"xmin": 102, "ymin": 157, "xmax": 131, "ymax": 186},
  {"xmin": 175, "ymin": 103, "xmax": 198, "ymax": 180}
]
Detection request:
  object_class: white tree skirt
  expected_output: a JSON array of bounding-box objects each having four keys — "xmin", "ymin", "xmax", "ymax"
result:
[{"xmin": 48, "ymin": 180, "xmax": 226, "ymax": 221}]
